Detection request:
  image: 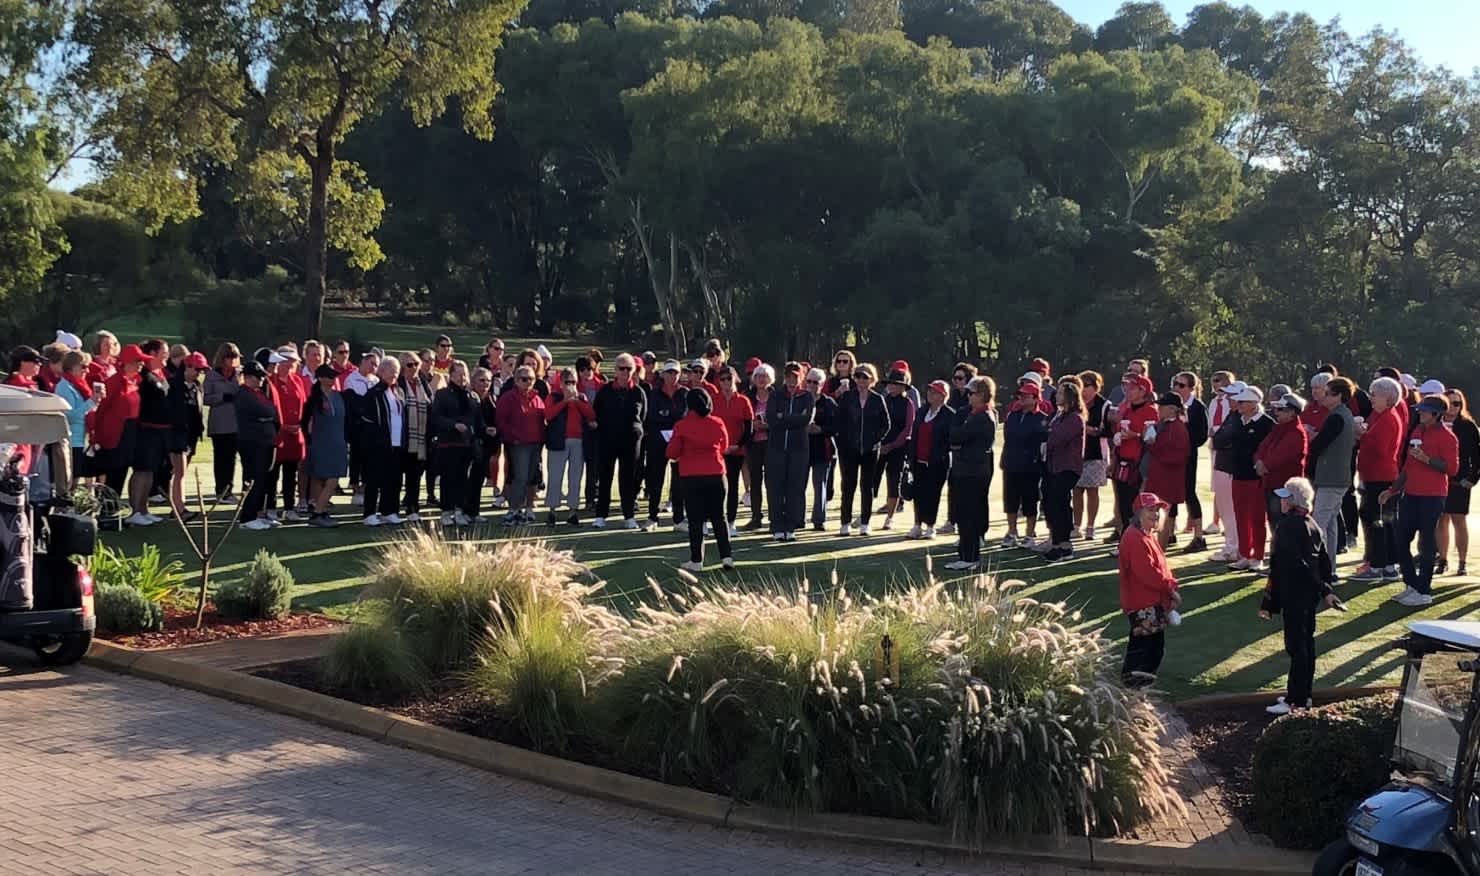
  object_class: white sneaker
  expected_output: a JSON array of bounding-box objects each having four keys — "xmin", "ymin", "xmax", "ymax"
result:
[
  {"xmin": 125, "ymin": 512, "xmax": 155, "ymax": 527},
  {"xmin": 1028, "ymin": 538, "xmax": 1052, "ymax": 553},
  {"xmin": 1227, "ymin": 558, "xmax": 1252, "ymax": 571},
  {"xmin": 908, "ymin": 524, "xmax": 923, "ymax": 539},
  {"xmin": 1084, "ymin": 526, "xmax": 1096, "ymax": 541},
  {"xmin": 722, "ymin": 557, "xmax": 735, "ymax": 569},
  {"xmin": 672, "ymin": 522, "xmax": 684, "ymax": 532},
  {"xmin": 937, "ymin": 522, "xmax": 956, "ymax": 535},
  {"xmin": 640, "ymin": 519, "xmax": 656, "ymax": 532},
  {"xmin": 1069, "ymin": 528, "xmax": 1083, "ymax": 540},
  {"xmin": 405, "ymin": 513, "xmax": 422, "ymax": 524},
  {"xmin": 679, "ymin": 561, "xmax": 704, "ymax": 574},
  {"xmin": 592, "ymin": 517, "xmax": 607, "ymax": 529},
  {"xmin": 728, "ymin": 524, "xmax": 738, "ymax": 538},
  {"xmin": 840, "ymin": 523, "xmax": 853, "ymax": 536},
  {"xmin": 492, "ymin": 495, "xmax": 509, "ymax": 509},
  {"xmin": 267, "ymin": 517, "xmax": 282, "ymax": 528},
  {"xmin": 1390, "ymin": 586, "xmax": 1416, "ymax": 602},
  {"xmin": 624, "ymin": 518, "xmax": 640, "ymax": 530},
  {"xmin": 1383, "ymin": 565, "xmax": 1402, "ymax": 579},
  {"xmin": 944, "ymin": 560, "xmax": 979, "ymax": 572},
  {"xmin": 383, "ymin": 513, "xmax": 404, "ymax": 526},
  {"xmin": 1001, "ymin": 534, "xmax": 1018, "ymax": 548},
  {"xmin": 1204, "ymin": 523, "xmax": 1222, "ymax": 536},
  {"xmin": 363, "ymin": 514, "xmax": 383, "ymax": 527},
  {"xmin": 859, "ymin": 523, "xmax": 871, "ymax": 536},
  {"xmin": 1397, "ymin": 591, "xmax": 1433, "ymax": 607},
  {"xmin": 282, "ymin": 510, "xmax": 302, "ymax": 522},
  {"xmin": 1265, "ymin": 701, "xmax": 1292, "ymax": 716},
  {"xmin": 241, "ymin": 518, "xmax": 273, "ymax": 531},
  {"xmin": 923, "ymin": 526, "xmax": 935, "ymax": 539},
  {"xmin": 1252, "ymin": 561, "xmax": 1270, "ymax": 574},
  {"xmin": 881, "ymin": 516, "xmax": 894, "ymax": 531}
]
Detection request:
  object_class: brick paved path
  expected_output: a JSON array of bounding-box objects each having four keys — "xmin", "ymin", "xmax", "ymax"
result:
[{"xmin": 0, "ymin": 659, "xmax": 1127, "ymax": 876}]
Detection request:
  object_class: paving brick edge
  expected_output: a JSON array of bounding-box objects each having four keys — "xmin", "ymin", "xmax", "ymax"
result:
[{"xmin": 84, "ymin": 640, "xmax": 1313, "ymax": 875}]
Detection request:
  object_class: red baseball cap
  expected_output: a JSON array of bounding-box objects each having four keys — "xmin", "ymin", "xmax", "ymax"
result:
[
  {"xmin": 1125, "ymin": 374, "xmax": 1155, "ymax": 396},
  {"xmin": 119, "ymin": 344, "xmax": 148, "ymax": 365},
  {"xmin": 184, "ymin": 352, "xmax": 209, "ymax": 370},
  {"xmin": 890, "ymin": 359, "xmax": 910, "ymax": 373},
  {"xmin": 1017, "ymin": 380, "xmax": 1040, "ymax": 396},
  {"xmin": 744, "ymin": 356, "xmax": 762, "ymax": 373},
  {"xmin": 927, "ymin": 379, "xmax": 950, "ymax": 398},
  {"xmin": 1134, "ymin": 492, "xmax": 1170, "ymax": 511},
  {"xmin": 1029, "ymin": 357, "xmax": 1051, "ymax": 375}
]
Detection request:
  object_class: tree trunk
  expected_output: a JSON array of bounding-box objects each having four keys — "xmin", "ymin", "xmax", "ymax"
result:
[{"xmin": 304, "ymin": 140, "xmax": 333, "ymax": 339}]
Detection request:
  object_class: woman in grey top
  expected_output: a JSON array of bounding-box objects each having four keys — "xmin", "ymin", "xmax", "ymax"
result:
[{"xmin": 202, "ymin": 343, "xmax": 242, "ymax": 501}]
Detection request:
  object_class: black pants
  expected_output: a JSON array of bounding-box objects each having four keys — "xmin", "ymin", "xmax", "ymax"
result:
[
  {"xmin": 682, "ymin": 475, "xmax": 731, "ymax": 564},
  {"xmin": 1283, "ymin": 607, "xmax": 1317, "ymax": 707},
  {"xmin": 211, "ymin": 434, "xmax": 237, "ymax": 497},
  {"xmin": 838, "ymin": 446, "xmax": 879, "ymax": 526},
  {"xmin": 724, "ymin": 453, "xmax": 745, "ymax": 524},
  {"xmin": 1113, "ymin": 468, "xmax": 1142, "ymax": 529},
  {"xmin": 439, "ymin": 447, "xmax": 476, "ymax": 515},
  {"xmin": 644, "ymin": 442, "xmax": 671, "ymax": 522},
  {"xmin": 348, "ymin": 435, "xmax": 364, "ymax": 488},
  {"xmin": 237, "ymin": 443, "xmax": 274, "ymax": 522},
  {"xmin": 425, "ymin": 445, "xmax": 439, "ymax": 500},
  {"xmin": 876, "ymin": 446, "xmax": 907, "ymax": 502},
  {"xmin": 596, "ymin": 442, "xmax": 641, "ymax": 521},
  {"xmin": 1043, "ymin": 470, "xmax": 1078, "ymax": 544},
  {"xmin": 952, "ymin": 474, "xmax": 990, "ymax": 563},
  {"xmin": 1182, "ymin": 455, "xmax": 1202, "ymax": 520},
  {"xmin": 670, "ymin": 464, "xmax": 686, "ymax": 524},
  {"xmin": 403, "ymin": 454, "xmax": 426, "ymax": 515},
  {"xmin": 766, "ymin": 447, "xmax": 808, "ymax": 534},
  {"xmin": 912, "ymin": 461, "xmax": 946, "ymax": 527},
  {"xmin": 745, "ymin": 441, "xmax": 768, "ymax": 525},
  {"xmin": 1003, "ymin": 470, "xmax": 1041, "ymax": 518},
  {"xmin": 266, "ymin": 460, "xmax": 298, "ymax": 510},
  {"xmin": 364, "ymin": 446, "xmax": 404, "ymax": 518},
  {"xmin": 1122, "ymin": 630, "xmax": 1165, "ymax": 685},
  {"xmin": 583, "ymin": 432, "xmax": 600, "ymax": 507},
  {"xmin": 1266, "ymin": 489, "xmax": 1286, "ymax": 533},
  {"xmin": 1360, "ymin": 481, "xmax": 1398, "ymax": 568}
]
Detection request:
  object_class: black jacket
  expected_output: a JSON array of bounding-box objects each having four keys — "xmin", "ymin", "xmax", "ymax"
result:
[
  {"xmin": 644, "ymin": 384, "xmax": 686, "ymax": 449},
  {"xmin": 1453, "ymin": 417, "xmax": 1480, "ymax": 486},
  {"xmin": 1262, "ymin": 511, "xmax": 1334, "ymax": 615},
  {"xmin": 949, "ymin": 409, "xmax": 996, "ymax": 480},
  {"xmin": 809, "ymin": 394, "xmax": 838, "ymax": 464},
  {"xmin": 360, "ymin": 383, "xmax": 409, "ymax": 450},
  {"xmin": 479, "ymin": 394, "xmax": 500, "ymax": 458},
  {"xmin": 1186, "ymin": 398, "xmax": 1209, "ymax": 449},
  {"xmin": 1227, "ymin": 413, "xmax": 1275, "ymax": 481},
  {"xmin": 1211, "ymin": 414, "xmax": 1239, "ymax": 474},
  {"xmin": 1002, "ymin": 408, "xmax": 1049, "ymax": 474},
  {"xmin": 137, "ymin": 368, "xmax": 170, "ymax": 428},
  {"xmin": 429, "ymin": 384, "xmax": 481, "ymax": 449},
  {"xmin": 166, "ymin": 371, "xmax": 204, "ymax": 444},
  {"xmin": 909, "ymin": 405, "xmax": 955, "ymax": 471},
  {"xmin": 593, "ymin": 382, "xmax": 646, "ymax": 449},
  {"xmin": 232, "ymin": 384, "xmax": 279, "ymax": 446},
  {"xmin": 836, "ymin": 388, "xmax": 890, "ymax": 454},
  {"xmin": 766, "ymin": 387, "xmax": 814, "ymax": 455}
]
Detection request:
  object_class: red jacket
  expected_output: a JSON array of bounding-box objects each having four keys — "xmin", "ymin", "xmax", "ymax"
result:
[
  {"xmin": 1115, "ymin": 401, "xmax": 1158, "ymax": 462},
  {"xmin": 714, "ymin": 392, "xmax": 754, "ymax": 457},
  {"xmin": 694, "ymin": 380, "xmax": 721, "ymax": 408},
  {"xmin": 3, "ymin": 373, "xmax": 36, "ymax": 389},
  {"xmin": 1143, "ymin": 418, "xmax": 1189, "ymax": 504},
  {"xmin": 270, "ymin": 373, "xmax": 307, "ymax": 462},
  {"xmin": 1299, "ymin": 404, "xmax": 1328, "ymax": 433},
  {"xmin": 1358, "ymin": 406, "xmax": 1404, "ymax": 483},
  {"xmin": 1403, "ymin": 422, "xmax": 1460, "ymax": 497},
  {"xmin": 495, "ymin": 387, "xmax": 546, "ymax": 445},
  {"xmin": 85, "ymin": 357, "xmax": 117, "ymax": 388},
  {"xmin": 544, "ymin": 392, "xmax": 595, "ymax": 439},
  {"xmin": 1119, "ymin": 526, "xmax": 1178, "ymax": 613},
  {"xmin": 665, "ymin": 412, "xmax": 729, "ymax": 477},
  {"xmin": 92, "ymin": 371, "xmax": 140, "ymax": 450},
  {"xmin": 1256, "ymin": 418, "xmax": 1309, "ymax": 490}
]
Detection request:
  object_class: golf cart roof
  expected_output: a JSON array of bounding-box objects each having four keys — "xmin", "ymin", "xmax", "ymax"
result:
[
  {"xmin": 0, "ymin": 385, "xmax": 71, "ymax": 447},
  {"xmin": 1410, "ymin": 620, "xmax": 1480, "ymax": 651}
]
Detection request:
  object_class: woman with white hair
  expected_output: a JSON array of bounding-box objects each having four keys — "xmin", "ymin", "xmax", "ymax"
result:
[
  {"xmin": 743, "ymin": 363, "xmax": 776, "ymax": 530},
  {"xmin": 1259, "ymin": 477, "xmax": 1342, "ymax": 715},
  {"xmin": 1350, "ymin": 377, "xmax": 1405, "ymax": 581}
]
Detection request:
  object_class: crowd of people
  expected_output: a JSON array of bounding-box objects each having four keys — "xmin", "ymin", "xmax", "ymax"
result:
[{"xmin": 6, "ymin": 331, "xmax": 1475, "ymax": 699}]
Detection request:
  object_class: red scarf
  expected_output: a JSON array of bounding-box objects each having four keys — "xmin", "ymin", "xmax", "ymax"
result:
[
  {"xmin": 62, "ymin": 372, "xmax": 94, "ymax": 400},
  {"xmin": 4, "ymin": 373, "xmax": 36, "ymax": 389}
]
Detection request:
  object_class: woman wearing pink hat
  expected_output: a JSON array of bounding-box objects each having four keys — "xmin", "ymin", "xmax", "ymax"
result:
[
  {"xmin": 1118, "ymin": 492, "xmax": 1181, "ymax": 687},
  {"xmin": 1109, "ymin": 373, "xmax": 1157, "ymax": 551}
]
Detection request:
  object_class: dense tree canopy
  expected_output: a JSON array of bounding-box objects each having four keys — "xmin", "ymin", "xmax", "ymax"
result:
[{"xmin": 10, "ymin": 1, "xmax": 1480, "ymax": 392}]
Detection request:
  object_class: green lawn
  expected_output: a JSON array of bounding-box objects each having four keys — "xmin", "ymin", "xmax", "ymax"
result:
[{"xmin": 91, "ymin": 310, "xmax": 1480, "ymax": 701}]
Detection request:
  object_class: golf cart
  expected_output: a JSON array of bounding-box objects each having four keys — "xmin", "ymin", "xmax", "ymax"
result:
[
  {"xmin": 1316, "ymin": 621, "xmax": 1480, "ymax": 876},
  {"xmin": 0, "ymin": 385, "xmax": 96, "ymax": 666}
]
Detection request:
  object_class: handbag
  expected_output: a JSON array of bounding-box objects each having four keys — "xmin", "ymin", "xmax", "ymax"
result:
[
  {"xmin": 1113, "ymin": 458, "xmax": 1138, "ymax": 484},
  {"xmin": 900, "ymin": 463, "xmax": 916, "ymax": 502}
]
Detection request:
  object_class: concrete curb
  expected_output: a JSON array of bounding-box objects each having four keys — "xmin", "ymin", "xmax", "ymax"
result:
[
  {"xmin": 1178, "ymin": 684, "xmax": 1397, "ymax": 710},
  {"xmin": 84, "ymin": 640, "xmax": 1315, "ymax": 874}
]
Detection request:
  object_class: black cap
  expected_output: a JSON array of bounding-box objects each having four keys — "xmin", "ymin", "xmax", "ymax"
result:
[
  {"xmin": 687, "ymin": 386, "xmax": 713, "ymax": 416},
  {"xmin": 884, "ymin": 369, "xmax": 910, "ymax": 386},
  {"xmin": 9, "ymin": 346, "xmax": 41, "ymax": 365},
  {"xmin": 1156, "ymin": 392, "xmax": 1185, "ymax": 409},
  {"xmin": 241, "ymin": 360, "xmax": 268, "ymax": 379},
  {"xmin": 315, "ymin": 363, "xmax": 339, "ymax": 380}
]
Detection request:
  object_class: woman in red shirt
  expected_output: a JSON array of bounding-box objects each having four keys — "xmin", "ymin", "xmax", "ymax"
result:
[
  {"xmin": 667, "ymin": 389, "xmax": 733, "ymax": 572},
  {"xmin": 1351, "ymin": 377, "xmax": 1406, "ymax": 581},
  {"xmin": 1118, "ymin": 492, "xmax": 1182, "ymax": 687},
  {"xmin": 1380, "ymin": 395, "xmax": 1460, "ymax": 606},
  {"xmin": 268, "ymin": 349, "xmax": 308, "ymax": 520},
  {"xmin": 543, "ymin": 367, "xmax": 595, "ymax": 526},
  {"xmin": 712, "ymin": 366, "xmax": 753, "ymax": 535},
  {"xmin": 92, "ymin": 344, "xmax": 147, "ymax": 496},
  {"xmin": 1143, "ymin": 393, "xmax": 1190, "ymax": 546}
]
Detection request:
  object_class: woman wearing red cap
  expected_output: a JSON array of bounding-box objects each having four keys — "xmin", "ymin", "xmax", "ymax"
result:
[
  {"xmin": 164, "ymin": 351, "xmax": 207, "ymax": 520},
  {"xmin": 93, "ymin": 344, "xmax": 145, "ymax": 502},
  {"xmin": 1118, "ymin": 492, "xmax": 1181, "ymax": 686},
  {"xmin": 907, "ymin": 380, "xmax": 954, "ymax": 539},
  {"xmin": 1109, "ymin": 373, "xmax": 1158, "ymax": 551}
]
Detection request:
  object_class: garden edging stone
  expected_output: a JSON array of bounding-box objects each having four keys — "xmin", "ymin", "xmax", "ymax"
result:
[{"xmin": 83, "ymin": 639, "xmax": 1317, "ymax": 874}]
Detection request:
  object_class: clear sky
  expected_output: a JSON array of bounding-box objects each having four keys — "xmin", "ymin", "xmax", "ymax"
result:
[{"xmin": 1057, "ymin": 0, "xmax": 1478, "ymax": 74}]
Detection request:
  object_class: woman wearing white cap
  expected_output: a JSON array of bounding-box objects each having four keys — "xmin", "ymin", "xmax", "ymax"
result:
[
  {"xmin": 1227, "ymin": 384, "xmax": 1274, "ymax": 571},
  {"xmin": 1259, "ymin": 477, "xmax": 1342, "ymax": 714}
]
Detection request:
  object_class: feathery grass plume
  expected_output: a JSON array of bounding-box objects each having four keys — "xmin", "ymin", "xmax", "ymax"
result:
[{"xmin": 320, "ymin": 607, "xmax": 429, "ymax": 698}]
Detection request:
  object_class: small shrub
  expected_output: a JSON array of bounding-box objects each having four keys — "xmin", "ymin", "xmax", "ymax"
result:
[
  {"xmin": 321, "ymin": 616, "xmax": 429, "ymax": 698},
  {"xmin": 214, "ymin": 549, "xmax": 294, "ymax": 620},
  {"xmin": 96, "ymin": 582, "xmax": 165, "ymax": 633},
  {"xmin": 89, "ymin": 542, "xmax": 183, "ymax": 605},
  {"xmin": 1251, "ymin": 695, "xmax": 1396, "ymax": 849}
]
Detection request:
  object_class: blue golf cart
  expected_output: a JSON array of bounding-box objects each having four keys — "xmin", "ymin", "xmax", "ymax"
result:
[{"xmin": 1316, "ymin": 620, "xmax": 1480, "ymax": 876}]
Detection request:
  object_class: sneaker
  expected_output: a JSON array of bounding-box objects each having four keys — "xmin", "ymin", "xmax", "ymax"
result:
[
  {"xmin": 679, "ymin": 561, "xmax": 704, "ymax": 574},
  {"xmin": 217, "ymin": 492, "xmax": 239, "ymax": 504},
  {"xmin": 279, "ymin": 509, "xmax": 301, "ymax": 522},
  {"xmin": 1125, "ymin": 670, "xmax": 1158, "ymax": 688},
  {"xmin": 1383, "ymin": 565, "xmax": 1402, "ymax": 580},
  {"xmin": 502, "ymin": 513, "xmax": 520, "ymax": 527},
  {"xmin": 840, "ymin": 523, "xmax": 853, "ymax": 537},
  {"xmin": 592, "ymin": 517, "xmax": 607, "ymax": 529},
  {"xmin": 1210, "ymin": 550, "xmax": 1237, "ymax": 563},
  {"xmin": 241, "ymin": 518, "xmax": 273, "ymax": 531},
  {"xmin": 1251, "ymin": 560, "xmax": 1270, "ymax": 574},
  {"xmin": 363, "ymin": 514, "xmax": 384, "ymax": 527},
  {"xmin": 567, "ymin": 513, "xmax": 580, "ymax": 526},
  {"xmin": 859, "ymin": 523, "xmax": 871, "ymax": 536},
  {"xmin": 662, "ymin": 500, "xmax": 672, "ymax": 513},
  {"xmin": 296, "ymin": 501, "xmax": 311, "ymax": 514},
  {"xmin": 1349, "ymin": 567, "xmax": 1386, "ymax": 582},
  {"xmin": 1070, "ymin": 528, "xmax": 1083, "ymax": 540},
  {"xmin": 1110, "ymin": 546, "xmax": 1120, "ymax": 558},
  {"xmin": 1204, "ymin": 523, "xmax": 1222, "ymax": 536},
  {"xmin": 703, "ymin": 522, "xmax": 712, "ymax": 536},
  {"xmin": 881, "ymin": 516, "xmax": 894, "ymax": 531},
  {"xmin": 641, "ymin": 518, "xmax": 658, "ymax": 532},
  {"xmin": 149, "ymin": 491, "xmax": 167, "ymax": 505},
  {"xmin": 1436, "ymin": 559, "xmax": 1449, "ymax": 576},
  {"xmin": 124, "ymin": 512, "xmax": 157, "ymax": 527},
  {"xmin": 1042, "ymin": 547, "xmax": 1066, "ymax": 563},
  {"xmin": 1397, "ymin": 591, "xmax": 1434, "ymax": 607},
  {"xmin": 811, "ymin": 522, "xmax": 825, "ymax": 532},
  {"xmin": 672, "ymin": 522, "xmax": 684, "ymax": 533},
  {"xmin": 937, "ymin": 522, "xmax": 956, "ymax": 535},
  {"xmin": 1391, "ymin": 586, "xmax": 1416, "ymax": 603},
  {"xmin": 784, "ymin": 532, "xmax": 797, "ymax": 542},
  {"xmin": 923, "ymin": 526, "xmax": 935, "ymax": 539},
  {"xmin": 455, "ymin": 512, "xmax": 473, "ymax": 527},
  {"xmin": 1458, "ymin": 563, "xmax": 1468, "ymax": 577},
  {"xmin": 1265, "ymin": 701, "xmax": 1292, "ymax": 716},
  {"xmin": 1227, "ymin": 558, "xmax": 1252, "ymax": 571},
  {"xmin": 721, "ymin": 557, "xmax": 736, "ymax": 570},
  {"xmin": 143, "ymin": 512, "xmax": 165, "ymax": 524},
  {"xmin": 383, "ymin": 513, "xmax": 404, "ymax": 526},
  {"xmin": 943, "ymin": 560, "xmax": 975, "ymax": 571},
  {"xmin": 1001, "ymin": 534, "xmax": 1019, "ymax": 548},
  {"xmin": 311, "ymin": 514, "xmax": 338, "ymax": 528},
  {"xmin": 267, "ymin": 517, "xmax": 282, "ymax": 528},
  {"xmin": 623, "ymin": 518, "xmax": 640, "ymax": 530},
  {"xmin": 1028, "ymin": 538, "xmax": 1052, "ymax": 553},
  {"xmin": 1182, "ymin": 537, "xmax": 1207, "ymax": 554},
  {"xmin": 492, "ymin": 496, "xmax": 509, "ymax": 509},
  {"xmin": 1084, "ymin": 526, "xmax": 1096, "ymax": 541},
  {"xmin": 908, "ymin": 524, "xmax": 923, "ymax": 539},
  {"xmin": 729, "ymin": 524, "xmax": 739, "ymax": 538},
  {"xmin": 405, "ymin": 513, "xmax": 422, "ymax": 524}
]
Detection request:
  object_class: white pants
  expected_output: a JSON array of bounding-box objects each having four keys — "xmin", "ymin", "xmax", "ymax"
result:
[
  {"xmin": 1313, "ymin": 486, "xmax": 1346, "ymax": 558},
  {"xmin": 546, "ymin": 443, "xmax": 585, "ymax": 510},
  {"xmin": 1212, "ymin": 470, "xmax": 1239, "ymax": 555}
]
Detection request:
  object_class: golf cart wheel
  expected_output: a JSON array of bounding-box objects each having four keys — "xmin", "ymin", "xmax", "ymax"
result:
[
  {"xmin": 1312, "ymin": 839, "xmax": 1361, "ymax": 876},
  {"xmin": 33, "ymin": 631, "xmax": 93, "ymax": 667}
]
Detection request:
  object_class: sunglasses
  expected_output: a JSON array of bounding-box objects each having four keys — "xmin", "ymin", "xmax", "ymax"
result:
[
  {"xmin": 438, "ymin": 342, "xmax": 452, "ymax": 349},
  {"xmin": 334, "ymin": 349, "xmax": 349, "ymax": 355},
  {"xmin": 718, "ymin": 375, "xmax": 733, "ymax": 383},
  {"xmin": 834, "ymin": 359, "xmax": 849, "ymax": 365},
  {"xmin": 517, "ymin": 376, "xmax": 534, "ymax": 383},
  {"xmin": 617, "ymin": 366, "xmax": 633, "ymax": 372},
  {"xmin": 952, "ymin": 375, "xmax": 967, "ymax": 381},
  {"xmin": 1173, "ymin": 382, "xmax": 1190, "ymax": 389}
]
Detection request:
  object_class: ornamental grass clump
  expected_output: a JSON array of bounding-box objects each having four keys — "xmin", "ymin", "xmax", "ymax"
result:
[{"xmin": 320, "ymin": 609, "xmax": 429, "ymax": 699}]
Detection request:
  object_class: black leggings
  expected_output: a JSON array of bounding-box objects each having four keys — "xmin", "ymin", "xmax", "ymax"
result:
[
  {"xmin": 403, "ymin": 454, "xmax": 426, "ymax": 515},
  {"xmin": 1043, "ymin": 470, "xmax": 1078, "ymax": 544},
  {"xmin": 438, "ymin": 447, "xmax": 476, "ymax": 515},
  {"xmin": 682, "ymin": 475, "xmax": 731, "ymax": 564},
  {"xmin": 952, "ymin": 474, "xmax": 990, "ymax": 563},
  {"xmin": 1181, "ymin": 455, "xmax": 1202, "ymax": 520},
  {"xmin": 237, "ymin": 443, "xmax": 274, "ymax": 521},
  {"xmin": 1360, "ymin": 481, "xmax": 1398, "ymax": 568},
  {"xmin": 211, "ymin": 434, "xmax": 237, "ymax": 497},
  {"xmin": 876, "ymin": 446, "xmax": 907, "ymax": 501},
  {"xmin": 746, "ymin": 442, "xmax": 768, "ymax": 524},
  {"xmin": 1122, "ymin": 630, "xmax": 1165, "ymax": 684},
  {"xmin": 838, "ymin": 446, "xmax": 879, "ymax": 526},
  {"xmin": 644, "ymin": 442, "xmax": 670, "ymax": 521},
  {"xmin": 724, "ymin": 453, "xmax": 745, "ymax": 524},
  {"xmin": 911, "ymin": 461, "xmax": 946, "ymax": 527},
  {"xmin": 596, "ymin": 443, "xmax": 641, "ymax": 521},
  {"xmin": 1283, "ymin": 607, "xmax": 1317, "ymax": 707},
  {"xmin": 266, "ymin": 460, "xmax": 298, "ymax": 510},
  {"xmin": 1113, "ymin": 468, "xmax": 1142, "ymax": 529}
]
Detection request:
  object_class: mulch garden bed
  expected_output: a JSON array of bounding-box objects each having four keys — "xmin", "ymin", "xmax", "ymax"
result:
[{"xmin": 100, "ymin": 606, "xmax": 342, "ymax": 649}]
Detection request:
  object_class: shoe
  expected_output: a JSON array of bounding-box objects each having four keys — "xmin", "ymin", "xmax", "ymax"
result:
[
  {"xmin": 1102, "ymin": 532, "xmax": 1119, "ymax": 545},
  {"xmin": 1110, "ymin": 546, "xmax": 1120, "ymax": 557},
  {"xmin": 1210, "ymin": 550, "xmax": 1236, "ymax": 563},
  {"xmin": 1069, "ymin": 528, "xmax": 1083, "ymax": 541},
  {"xmin": 312, "ymin": 514, "xmax": 339, "ymax": 528},
  {"xmin": 703, "ymin": 522, "xmax": 712, "ymax": 536},
  {"xmin": 943, "ymin": 560, "xmax": 978, "ymax": 571},
  {"xmin": 1227, "ymin": 558, "xmax": 1252, "ymax": 571},
  {"xmin": 640, "ymin": 518, "xmax": 657, "ymax": 532},
  {"xmin": 383, "ymin": 513, "xmax": 404, "ymax": 526},
  {"xmin": 661, "ymin": 500, "xmax": 672, "ymax": 513},
  {"xmin": 437, "ymin": 511, "xmax": 454, "ymax": 526},
  {"xmin": 492, "ymin": 496, "xmax": 509, "ymax": 509},
  {"xmin": 1265, "ymin": 701, "xmax": 1292, "ymax": 716},
  {"xmin": 1084, "ymin": 526, "xmax": 1096, "ymax": 541},
  {"xmin": 729, "ymin": 524, "xmax": 739, "ymax": 538},
  {"xmin": 143, "ymin": 512, "xmax": 165, "ymax": 524},
  {"xmin": 502, "ymin": 513, "xmax": 520, "ymax": 527},
  {"xmin": 405, "ymin": 513, "xmax": 422, "ymax": 524},
  {"xmin": 840, "ymin": 523, "xmax": 853, "ymax": 537},
  {"xmin": 1204, "ymin": 523, "xmax": 1222, "ymax": 536},
  {"xmin": 217, "ymin": 492, "xmax": 239, "ymax": 504},
  {"xmin": 1436, "ymin": 559, "xmax": 1449, "ymax": 576},
  {"xmin": 785, "ymin": 532, "xmax": 797, "ymax": 542},
  {"xmin": 124, "ymin": 512, "xmax": 157, "ymax": 527},
  {"xmin": 267, "ymin": 517, "xmax": 282, "ymax": 528},
  {"xmin": 1028, "ymin": 538, "xmax": 1052, "ymax": 553},
  {"xmin": 1042, "ymin": 547, "xmax": 1065, "ymax": 562},
  {"xmin": 363, "ymin": 514, "xmax": 383, "ymax": 527},
  {"xmin": 567, "ymin": 513, "xmax": 580, "ymax": 526},
  {"xmin": 1167, "ymin": 534, "xmax": 1178, "ymax": 546},
  {"xmin": 1383, "ymin": 565, "xmax": 1402, "ymax": 580},
  {"xmin": 859, "ymin": 523, "xmax": 871, "ymax": 536},
  {"xmin": 721, "ymin": 557, "xmax": 735, "ymax": 570},
  {"xmin": 923, "ymin": 526, "xmax": 935, "ymax": 539},
  {"xmin": 812, "ymin": 522, "xmax": 825, "ymax": 532},
  {"xmin": 149, "ymin": 491, "xmax": 167, "ymax": 505},
  {"xmin": 672, "ymin": 522, "xmax": 684, "ymax": 532},
  {"xmin": 881, "ymin": 516, "xmax": 894, "ymax": 531},
  {"xmin": 241, "ymin": 518, "xmax": 273, "ymax": 531},
  {"xmin": 1391, "ymin": 587, "xmax": 1416, "ymax": 603},
  {"xmin": 908, "ymin": 524, "xmax": 923, "ymax": 539},
  {"xmin": 592, "ymin": 517, "xmax": 607, "ymax": 530},
  {"xmin": 455, "ymin": 512, "xmax": 473, "ymax": 527},
  {"xmin": 1125, "ymin": 671, "xmax": 1158, "ymax": 688},
  {"xmin": 744, "ymin": 519, "xmax": 765, "ymax": 531},
  {"xmin": 624, "ymin": 518, "xmax": 640, "ymax": 530},
  {"xmin": 1458, "ymin": 564, "xmax": 1468, "ymax": 577},
  {"xmin": 1397, "ymin": 591, "xmax": 1434, "ymax": 607},
  {"xmin": 1251, "ymin": 561, "xmax": 1269, "ymax": 574},
  {"xmin": 1182, "ymin": 537, "xmax": 1207, "ymax": 554},
  {"xmin": 296, "ymin": 501, "xmax": 311, "ymax": 514},
  {"xmin": 679, "ymin": 561, "xmax": 704, "ymax": 574},
  {"xmin": 1001, "ymin": 534, "xmax": 1019, "ymax": 548},
  {"xmin": 937, "ymin": 522, "xmax": 956, "ymax": 535},
  {"xmin": 1349, "ymin": 568, "xmax": 1386, "ymax": 582}
]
